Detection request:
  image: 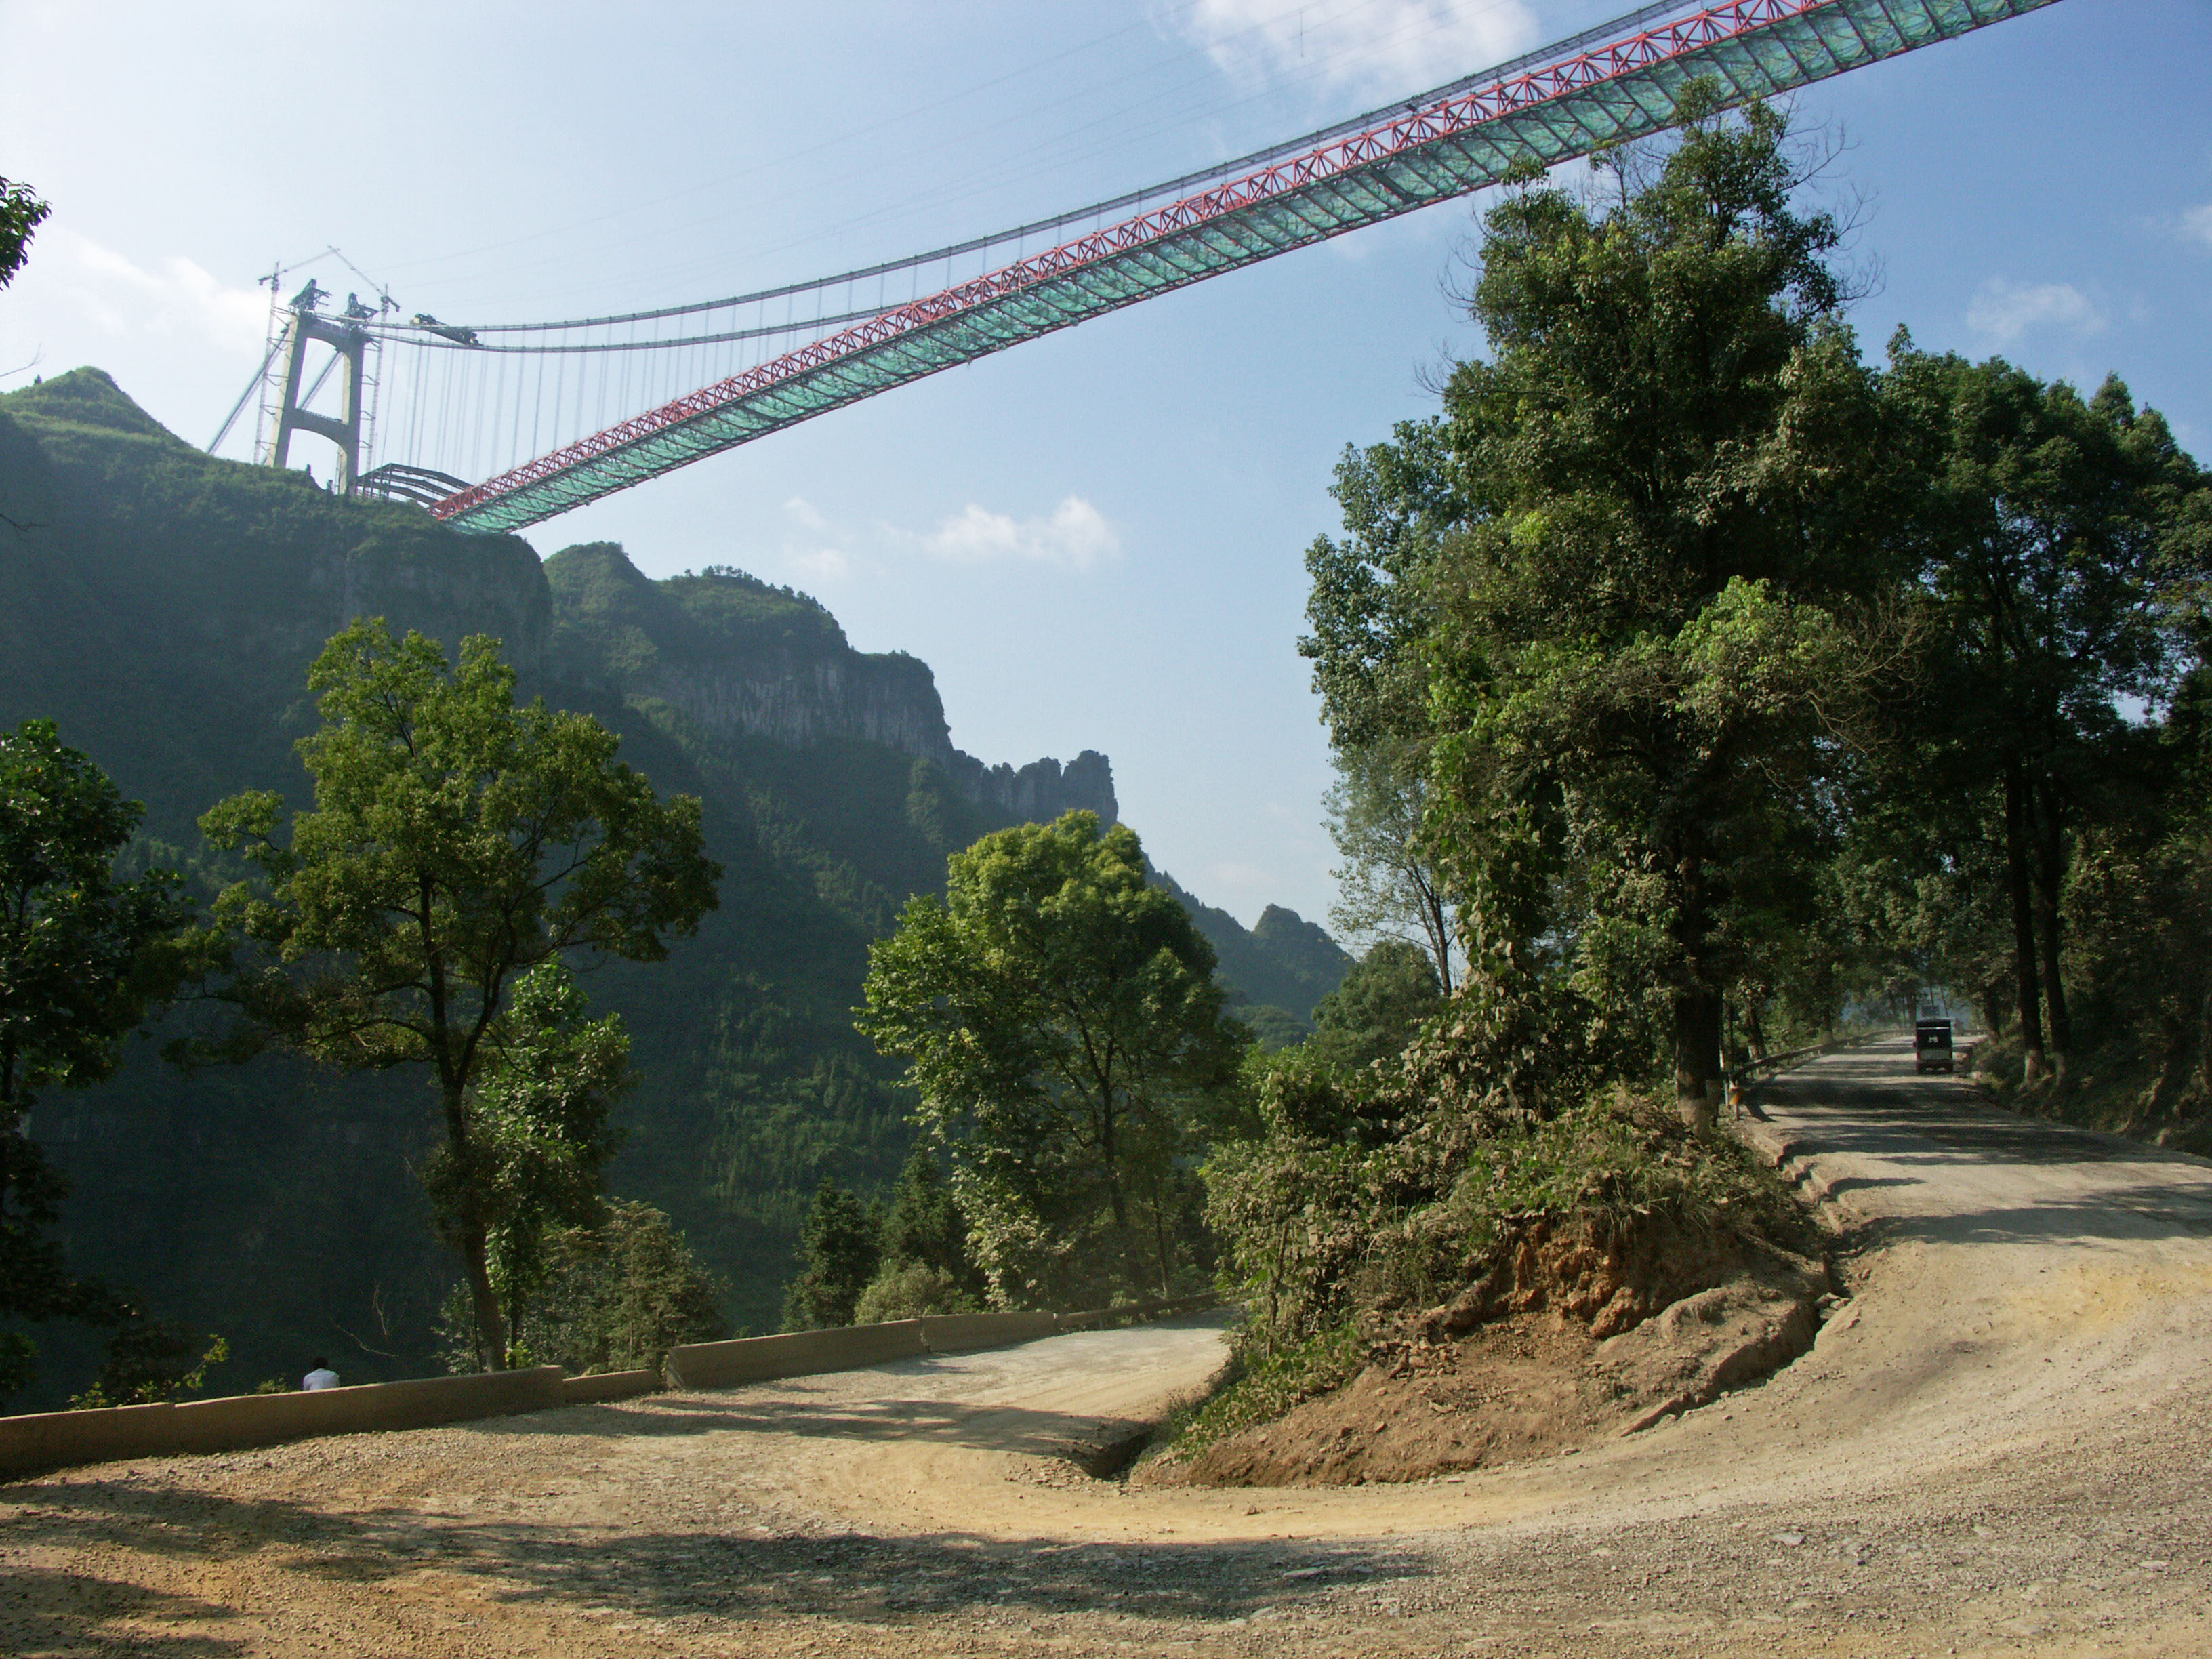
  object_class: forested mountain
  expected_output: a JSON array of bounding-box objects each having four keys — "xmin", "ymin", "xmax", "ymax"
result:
[
  {"xmin": 1147, "ymin": 872, "xmax": 1351, "ymax": 1036},
  {"xmin": 0, "ymin": 368, "xmax": 1336, "ymax": 1403}
]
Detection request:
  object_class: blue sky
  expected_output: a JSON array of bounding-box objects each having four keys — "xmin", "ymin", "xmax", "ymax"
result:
[{"xmin": 3, "ymin": 0, "xmax": 2207, "ymax": 934}]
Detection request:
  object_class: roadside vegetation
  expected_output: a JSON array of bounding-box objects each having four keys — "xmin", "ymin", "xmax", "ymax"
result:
[{"xmin": 817, "ymin": 88, "xmax": 2209, "ymax": 1456}]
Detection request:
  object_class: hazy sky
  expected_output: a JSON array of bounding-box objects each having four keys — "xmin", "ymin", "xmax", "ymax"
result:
[{"xmin": 3, "ymin": 0, "xmax": 2207, "ymax": 933}]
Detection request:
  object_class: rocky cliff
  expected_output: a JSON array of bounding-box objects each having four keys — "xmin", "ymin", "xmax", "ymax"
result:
[{"xmin": 544, "ymin": 541, "xmax": 1116, "ymax": 825}]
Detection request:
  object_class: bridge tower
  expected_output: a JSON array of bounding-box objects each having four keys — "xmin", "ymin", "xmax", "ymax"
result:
[{"xmin": 267, "ymin": 279, "xmax": 377, "ymax": 494}]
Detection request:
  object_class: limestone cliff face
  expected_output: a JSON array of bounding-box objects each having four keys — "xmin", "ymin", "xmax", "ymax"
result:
[
  {"xmin": 949, "ymin": 749, "xmax": 1118, "ymax": 824},
  {"xmin": 544, "ymin": 543, "xmax": 1116, "ymax": 824},
  {"xmin": 650, "ymin": 648, "xmax": 954, "ymax": 769}
]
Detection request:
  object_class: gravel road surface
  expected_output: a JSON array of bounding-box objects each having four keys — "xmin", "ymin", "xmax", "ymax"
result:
[{"xmin": 8, "ymin": 1032, "xmax": 2212, "ymax": 1656}]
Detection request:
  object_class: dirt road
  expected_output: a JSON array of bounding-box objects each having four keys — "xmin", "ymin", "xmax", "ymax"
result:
[{"xmin": 9, "ymin": 1033, "xmax": 2212, "ymax": 1656}]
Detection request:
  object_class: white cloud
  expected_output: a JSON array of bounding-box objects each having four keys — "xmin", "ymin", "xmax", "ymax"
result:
[
  {"xmin": 783, "ymin": 495, "xmax": 830, "ymax": 532},
  {"xmin": 42, "ymin": 228, "xmax": 267, "ymax": 356},
  {"xmin": 787, "ymin": 546, "xmax": 850, "ymax": 583},
  {"xmin": 1965, "ymin": 279, "xmax": 2106, "ymax": 346},
  {"xmin": 1183, "ymin": 0, "xmax": 1540, "ymax": 102},
  {"xmin": 2181, "ymin": 203, "xmax": 2212, "ymax": 251},
  {"xmin": 921, "ymin": 496, "xmax": 1120, "ymax": 570}
]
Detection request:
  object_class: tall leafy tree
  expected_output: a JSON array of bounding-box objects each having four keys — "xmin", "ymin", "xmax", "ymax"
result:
[
  {"xmin": 1887, "ymin": 346, "xmax": 2209, "ymax": 1079},
  {"xmin": 1418, "ymin": 94, "xmax": 1898, "ymax": 1128},
  {"xmin": 858, "ymin": 811, "xmax": 1244, "ymax": 1306},
  {"xmin": 1301, "ymin": 417, "xmax": 1473, "ymax": 754},
  {"xmin": 1305, "ymin": 939, "xmax": 1445, "ymax": 1073},
  {"xmin": 199, "ymin": 619, "xmax": 719, "ymax": 1368},
  {"xmin": 449, "ymin": 960, "xmax": 632, "ymax": 1368},
  {"xmin": 1323, "ymin": 739, "xmax": 1458, "ymax": 991},
  {"xmin": 1, "ymin": 719, "xmax": 193, "ymax": 1399}
]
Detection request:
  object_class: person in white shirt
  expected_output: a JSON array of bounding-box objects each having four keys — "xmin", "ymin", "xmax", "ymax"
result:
[{"xmin": 302, "ymin": 1357, "xmax": 340, "ymax": 1391}]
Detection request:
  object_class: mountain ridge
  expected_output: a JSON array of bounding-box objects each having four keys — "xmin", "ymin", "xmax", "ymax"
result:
[{"xmin": 0, "ymin": 366, "xmax": 1345, "ymax": 1397}]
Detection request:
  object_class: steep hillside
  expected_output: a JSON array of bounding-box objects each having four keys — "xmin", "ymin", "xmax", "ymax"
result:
[
  {"xmin": 0, "ymin": 369, "xmax": 1342, "ymax": 1401},
  {"xmin": 545, "ymin": 542, "xmax": 1116, "ymax": 827},
  {"xmin": 1151, "ymin": 871, "xmax": 1350, "ymax": 1027}
]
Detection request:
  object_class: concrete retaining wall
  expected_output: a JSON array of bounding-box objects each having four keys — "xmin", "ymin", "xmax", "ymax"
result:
[
  {"xmin": 3, "ymin": 1296, "xmax": 1229, "ymax": 1477},
  {"xmin": 559, "ymin": 1368, "xmax": 660, "ymax": 1405},
  {"xmin": 1, "ymin": 1367, "xmax": 565, "ymax": 1480},
  {"xmin": 665, "ymin": 1320, "xmax": 929, "ymax": 1390},
  {"xmin": 666, "ymin": 1298, "xmax": 1225, "ymax": 1392},
  {"xmin": 1056, "ymin": 1292, "xmax": 1221, "ymax": 1332},
  {"xmin": 920, "ymin": 1311, "xmax": 1059, "ymax": 1354}
]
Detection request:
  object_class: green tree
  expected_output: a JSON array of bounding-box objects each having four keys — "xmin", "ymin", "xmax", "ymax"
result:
[
  {"xmin": 1, "ymin": 176, "xmax": 48, "ymax": 290},
  {"xmin": 851, "ymin": 1145, "xmax": 985, "ymax": 1321},
  {"xmin": 1306, "ymin": 939, "xmax": 1445, "ymax": 1073},
  {"xmin": 1421, "ymin": 94, "xmax": 1896, "ymax": 1128},
  {"xmin": 68, "ymin": 1315, "xmax": 227, "ymax": 1409},
  {"xmin": 1303, "ymin": 424, "xmax": 1473, "ymax": 994},
  {"xmin": 1, "ymin": 719, "xmax": 194, "ymax": 1400},
  {"xmin": 880, "ymin": 1145, "xmax": 974, "ymax": 1286},
  {"xmin": 781, "ymin": 1181, "xmax": 880, "ymax": 1330},
  {"xmin": 199, "ymin": 619, "xmax": 720, "ymax": 1368},
  {"xmin": 445, "ymin": 960, "xmax": 632, "ymax": 1368},
  {"xmin": 1301, "ymin": 417, "xmax": 1473, "ymax": 754},
  {"xmin": 439, "ymin": 1199, "xmax": 726, "ymax": 1375},
  {"xmin": 1323, "ymin": 739, "xmax": 1458, "ymax": 991},
  {"xmin": 1886, "ymin": 346, "xmax": 2209, "ymax": 1079},
  {"xmin": 858, "ymin": 811, "xmax": 1244, "ymax": 1307}
]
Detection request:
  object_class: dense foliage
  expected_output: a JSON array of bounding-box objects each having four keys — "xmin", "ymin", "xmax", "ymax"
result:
[
  {"xmin": 0, "ymin": 175, "xmax": 46, "ymax": 291},
  {"xmin": 199, "ymin": 620, "xmax": 720, "ymax": 1368},
  {"xmin": 859, "ymin": 812, "xmax": 1246, "ymax": 1308},
  {"xmin": 1217, "ymin": 88, "xmax": 2211, "ymax": 1376},
  {"xmin": 1, "ymin": 720, "xmax": 194, "ymax": 1401},
  {"xmin": 438, "ymin": 1199, "xmax": 726, "ymax": 1376}
]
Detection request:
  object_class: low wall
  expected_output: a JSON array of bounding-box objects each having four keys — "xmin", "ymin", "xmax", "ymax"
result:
[
  {"xmin": 665, "ymin": 1320, "xmax": 928, "ymax": 1390},
  {"xmin": 920, "ymin": 1311, "xmax": 1059, "ymax": 1354},
  {"xmin": 1056, "ymin": 1292, "xmax": 1221, "ymax": 1332},
  {"xmin": 560, "ymin": 1368, "xmax": 660, "ymax": 1405},
  {"xmin": 3, "ymin": 1296, "xmax": 1232, "ymax": 1477},
  {"xmin": 666, "ymin": 1297, "xmax": 1225, "ymax": 1391},
  {"xmin": 1, "ymin": 1367, "xmax": 565, "ymax": 1481}
]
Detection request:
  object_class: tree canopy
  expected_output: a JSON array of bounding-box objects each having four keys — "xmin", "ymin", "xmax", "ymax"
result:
[
  {"xmin": 858, "ymin": 811, "xmax": 1244, "ymax": 1307},
  {"xmin": 0, "ymin": 176, "xmax": 47, "ymax": 291},
  {"xmin": 200, "ymin": 618, "xmax": 720, "ymax": 1367}
]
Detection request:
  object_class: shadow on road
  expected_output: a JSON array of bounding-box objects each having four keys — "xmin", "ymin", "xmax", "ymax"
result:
[
  {"xmin": 0, "ymin": 1474, "xmax": 1425, "ymax": 1650},
  {"xmin": 1757, "ymin": 1042, "xmax": 2212, "ymax": 1250}
]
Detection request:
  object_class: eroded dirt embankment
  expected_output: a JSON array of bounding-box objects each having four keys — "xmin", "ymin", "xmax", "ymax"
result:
[
  {"xmin": 10, "ymin": 1034, "xmax": 2212, "ymax": 1658},
  {"xmin": 1158, "ymin": 1210, "xmax": 1829, "ymax": 1488}
]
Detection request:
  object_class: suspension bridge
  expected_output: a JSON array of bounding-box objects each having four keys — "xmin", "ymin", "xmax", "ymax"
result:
[{"xmin": 214, "ymin": 0, "xmax": 2055, "ymax": 537}]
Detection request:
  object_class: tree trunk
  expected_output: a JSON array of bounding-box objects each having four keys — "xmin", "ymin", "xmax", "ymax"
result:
[
  {"xmin": 2028, "ymin": 773, "xmax": 2072, "ymax": 1076},
  {"xmin": 1675, "ymin": 983, "xmax": 1724, "ymax": 1134},
  {"xmin": 441, "ymin": 1080, "xmax": 508, "ymax": 1370},
  {"xmin": 1744, "ymin": 998, "xmax": 1768, "ymax": 1063},
  {"xmin": 2003, "ymin": 766, "xmax": 2047, "ymax": 1082},
  {"xmin": 459, "ymin": 1217, "xmax": 508, "ymax": 1370},
  {"xmin": 1148, "ymin": 1176, "xmax": 1172, "ymax": 1300},
  {"xmin": 1671, "ymin": 836, "xmax": 1723, "ymax": 1133}
]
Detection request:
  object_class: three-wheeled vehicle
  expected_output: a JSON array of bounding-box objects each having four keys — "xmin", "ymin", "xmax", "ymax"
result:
[{"xmin": 1914, "ymin": 1018, "xmax": 1954, "ymax": 1074}]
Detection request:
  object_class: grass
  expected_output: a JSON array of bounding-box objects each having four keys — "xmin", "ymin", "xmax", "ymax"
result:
[{"xmin": 1139, "ymin": 1319, "xmax": 1364, "ymax": 1467}]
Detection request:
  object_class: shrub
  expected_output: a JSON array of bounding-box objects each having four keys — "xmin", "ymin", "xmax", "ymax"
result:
[{"xmin": 852, "ymin": 1262, "xmax": 980, "ymax": 1324}]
